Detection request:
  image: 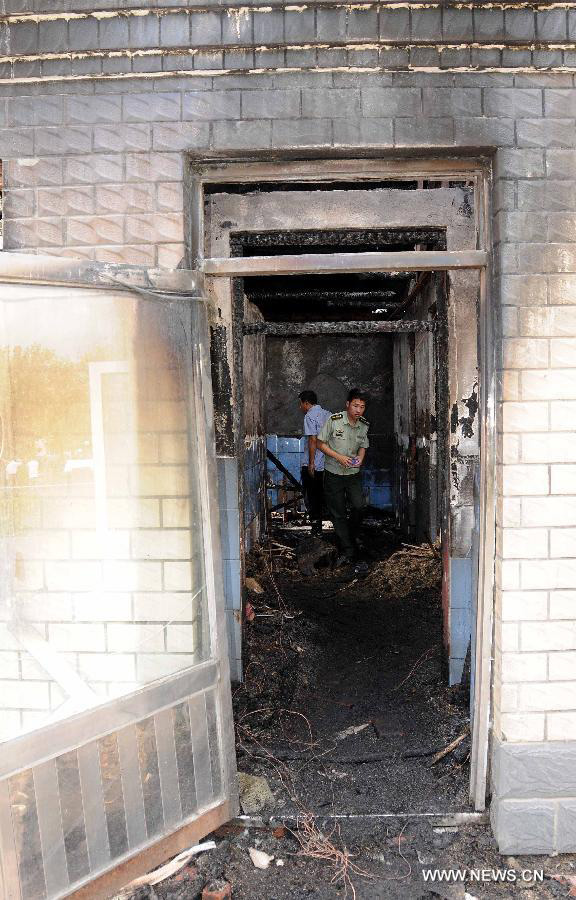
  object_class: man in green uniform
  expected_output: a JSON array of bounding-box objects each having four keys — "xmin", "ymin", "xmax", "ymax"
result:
[{"xmin": 317, "ymin": 388, "xmax": 369, "ymax": 567}]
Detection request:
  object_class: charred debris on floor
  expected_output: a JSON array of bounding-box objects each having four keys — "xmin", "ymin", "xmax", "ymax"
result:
[{"xmin": 121, "ymin": 523, "xmax": 576, "ymax": 899}]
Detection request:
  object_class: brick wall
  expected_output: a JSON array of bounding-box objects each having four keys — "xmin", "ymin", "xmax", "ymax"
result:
[
  {"xmin": 1, "ymin": 0, "xmax": 576, "ymax": 852},
  {"xmin": 495, "ymin": 293, "xmax": 576, "ymax": 744}
]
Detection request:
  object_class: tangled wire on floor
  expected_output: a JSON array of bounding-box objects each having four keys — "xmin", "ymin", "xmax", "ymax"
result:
[{"xmin": 289, "ymin": 814, "xmax": 375, "ymax": 900}]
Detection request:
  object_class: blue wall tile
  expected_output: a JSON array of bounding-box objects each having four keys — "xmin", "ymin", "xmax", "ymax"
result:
[{"xmin": 450, "ymin": 557, "xmax": 473, "ymax": 609}]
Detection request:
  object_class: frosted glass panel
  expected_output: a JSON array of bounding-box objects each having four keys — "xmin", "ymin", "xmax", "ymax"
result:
[{"xmin": 0, "ymin": 285, "xmax": 209, "ymax": 742}]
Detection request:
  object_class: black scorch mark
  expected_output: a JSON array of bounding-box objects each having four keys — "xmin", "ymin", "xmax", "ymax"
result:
[{"xmin": 451, "ymin": 384, "xmax": 478, "ymax": 439}]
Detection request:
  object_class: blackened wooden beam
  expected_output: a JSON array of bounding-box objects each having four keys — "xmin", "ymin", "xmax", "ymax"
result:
[
  {"xmin": 246, "ymin": 290, "xmax": 401, "ymax": 303},
  {"xmin": 244, "ymin": 320, "xmax": 435, "ymax": 335},
  {"xmin": 390, "ymin": 271, "xmax": 433, "ymax": 317}
]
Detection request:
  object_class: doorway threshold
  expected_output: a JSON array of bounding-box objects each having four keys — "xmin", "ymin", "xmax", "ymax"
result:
[{"xmin": 241, "ymin": 811, "xmax": 488, "ymax": 825}]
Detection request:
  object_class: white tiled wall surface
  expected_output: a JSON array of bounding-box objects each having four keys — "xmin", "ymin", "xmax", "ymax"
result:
[{"xmin": 495, "ymin": 154, "xmax": 576, "ymax": 742}]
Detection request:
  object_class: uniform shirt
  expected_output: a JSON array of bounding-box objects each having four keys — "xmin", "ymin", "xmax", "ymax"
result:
[
  {"xmin": 318, "ymin": 411, "xmax": 370, "ymax": 476},
  {"xmin": 303, "ymin": 404, "xmax": 331, "ymax": 471}
]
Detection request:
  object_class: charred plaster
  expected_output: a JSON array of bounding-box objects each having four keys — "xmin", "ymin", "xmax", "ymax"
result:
[
  {"xmin": 457, "ymin": 190, "xmax": 474, "ymax": 220},
  {"xmin": 461, "ymin": 384, "xmax": 479, "ymax": 439},
  {"xmin": 451, "ymin": 384, "xmax": 479, "ymax": 440},
  {"xmin": 210, "ymin": 324, "xmax": 234, "ymax": 456}
]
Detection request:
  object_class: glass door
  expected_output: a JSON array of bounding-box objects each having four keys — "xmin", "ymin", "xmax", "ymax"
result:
[{"xmin": 0, "ymin": 265, "xmax": 237, "ymax": 899}]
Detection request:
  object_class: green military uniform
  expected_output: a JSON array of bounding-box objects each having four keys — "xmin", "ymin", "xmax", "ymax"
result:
[{"xmin": 318, "ymin": 411, "xmax": 369, "ymax": 557}]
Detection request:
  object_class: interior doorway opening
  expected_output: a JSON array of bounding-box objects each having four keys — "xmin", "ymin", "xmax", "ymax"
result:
[
  {"xmin": 231, "ymin": 251, "xmax": 475, "ymax": 815},
  {"xmin": 200, "ymin": 160, "xmax": 492, "ymax": 811},
  {"xmin": 236, "ymin": 224, "xmax": 447, "ymax": 539},
  {"xmin": 234, "ymin": 227, "xmax": 473, "ymax": 684}
]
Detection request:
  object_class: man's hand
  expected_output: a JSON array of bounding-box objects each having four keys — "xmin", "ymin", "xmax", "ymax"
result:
[
  {"xmin": 338, "ymin": 454, "xmax": 356, "ymax": 467},
  {"xmin": 307, "ymin": 463, "xmax": 315, "ymax": 477}
]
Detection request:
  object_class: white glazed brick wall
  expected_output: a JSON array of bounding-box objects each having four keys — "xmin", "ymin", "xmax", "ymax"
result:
[
  {"xmin": 495, "ymin": 159, "xmax": 576, "ymax": 743},
  {"xmin": 0, "ymin": 360, "xmax": 203, "ymax": 738}
]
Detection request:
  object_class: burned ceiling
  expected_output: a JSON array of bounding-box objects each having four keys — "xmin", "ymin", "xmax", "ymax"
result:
[{"xmin": 234, "ymin": 228, "xmax": 446, "ymax": 322}]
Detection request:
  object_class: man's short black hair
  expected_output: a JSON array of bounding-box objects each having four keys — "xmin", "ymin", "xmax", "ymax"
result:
[
  {"xmin": 299, "ymin": 390, "xmax": 318, "ymax": 405},
  {"xmin": 347, "ymin": 388, "xmax": 368, "ymax": 404}
]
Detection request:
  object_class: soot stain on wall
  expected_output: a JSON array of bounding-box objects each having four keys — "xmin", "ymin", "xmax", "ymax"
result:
[
  {"xmin": 451, "ymin": 384, "xmax": 478, "ymax": 440},
  {"xmin": 210, "ymin": 324, "xmax": 234, "ymax": 456}
]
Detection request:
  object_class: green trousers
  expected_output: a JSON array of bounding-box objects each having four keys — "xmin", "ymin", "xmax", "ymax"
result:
[{"xmin": 323, "ymin": 470, "xmax": 365, "ymax": 555}]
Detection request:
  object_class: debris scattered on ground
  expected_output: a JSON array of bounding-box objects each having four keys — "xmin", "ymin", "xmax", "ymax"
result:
[
  {"xmin": 248, "ymin": 848, "xmax": 274, "ymax": 869},
  {"xmin": 244, "ymin": 600, "xmax": 255, "ymax": 622},
  {"xmin": 335, "ymin": 722, "xmax": 371, "ymax": 741},
  {"xmin": 245, "ymin": 576, "xmax": 264, "ymax": 593},
  {"xmin": 290, "ymin": 813, "xmax": 376, "ymax": 896},
  {"xmin": 238, "ymin": 772, "xmax": 275, "ymax": 814},
  {"xmin": 116, "ymin": 842, "xmax": 216, "ymax": 893},
  {"xmin": 363, "ymin": 542, "xmax": 442, "ymax": 600},
  {"xmin": 297, "ymin": 537, "xmax": 334, "ymax": 576},
  {"xmin": 201, "ymin": 879, "xmax": 232, "ymax": 899},
  {"xmin": 125, "ymin": 520, "xmax": 576, "ymax": 899},
  {"xmin": 430, "ymin": 729, "xmax": 470, "ymax": 766}
]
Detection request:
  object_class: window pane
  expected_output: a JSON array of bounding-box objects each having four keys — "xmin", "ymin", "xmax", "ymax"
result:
[{"xmin": 0, "ymin": 284, "xmax": 210, "ymax": 743}]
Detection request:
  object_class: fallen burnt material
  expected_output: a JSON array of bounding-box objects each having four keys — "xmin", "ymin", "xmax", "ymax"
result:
[{"xmin": 235, "ymin": 524, "xmax": 469, "ymax": 821}]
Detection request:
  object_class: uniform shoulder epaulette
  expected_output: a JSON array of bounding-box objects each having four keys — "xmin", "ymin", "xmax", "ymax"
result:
[
  {"xmin": 359, "ymin": 416, "xmax": 369, "ymax": 425},
  {"xmin": 331, "ymin": 413, "xmax": 343, "ymax": 420}
]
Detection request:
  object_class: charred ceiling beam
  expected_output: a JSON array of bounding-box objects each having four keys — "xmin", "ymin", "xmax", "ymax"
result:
[
  {"xmin": 245, "ymin": 291, "xmax": 399, "ymax": 302},
  {"xmin": 243, "ymin": 320, "xmax": 435, "ymax": 336},
  {"xmin": 232, "ymin": 227, "xmax": 447, "ymax": 249}
]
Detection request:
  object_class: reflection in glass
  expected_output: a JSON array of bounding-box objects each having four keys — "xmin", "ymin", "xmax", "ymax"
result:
[
  {"xmin": 9, "ymin": 769, "xmax": 46, "ymax": 900},
  {"xmin": 136, "ymin": 715, "xmax": 164, "ymax": 839},
  {"xmin": 173, "ymin": 700, "xmax": 197, "ymax": 818},
  {"xmin": 0, "ymin": 286, "xmax": 209, "ymax": 743},
  {"xmin": 206, "ymin": 690, "xmax": 223, "ymax": 800},
  {"xmin": 98, "ymin": 734, "xmax": 128, "ymax": 860},
  {"xmin": 56, "ymin": 750, "xmax": 90, "ymax": 883}
]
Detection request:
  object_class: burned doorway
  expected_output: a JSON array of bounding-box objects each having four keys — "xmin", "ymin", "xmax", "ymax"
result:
[
  {"xmin": 198, "ymin": 160, "xmax": 493, "ymax": 811},
  {"xmin": 238, "ymin": 228, "xmax": 447, "ymax": 557}
]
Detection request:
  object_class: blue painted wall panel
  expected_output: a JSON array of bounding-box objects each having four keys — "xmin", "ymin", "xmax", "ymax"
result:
[{"xmin": 449, "ymin": 557, "xmax": 473, "ymax": 685}]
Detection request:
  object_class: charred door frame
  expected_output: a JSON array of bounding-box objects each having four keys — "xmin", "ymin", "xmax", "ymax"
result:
[{"xmin": 193, "ymin": 156, "xmax": 495, "ymax": 812}]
